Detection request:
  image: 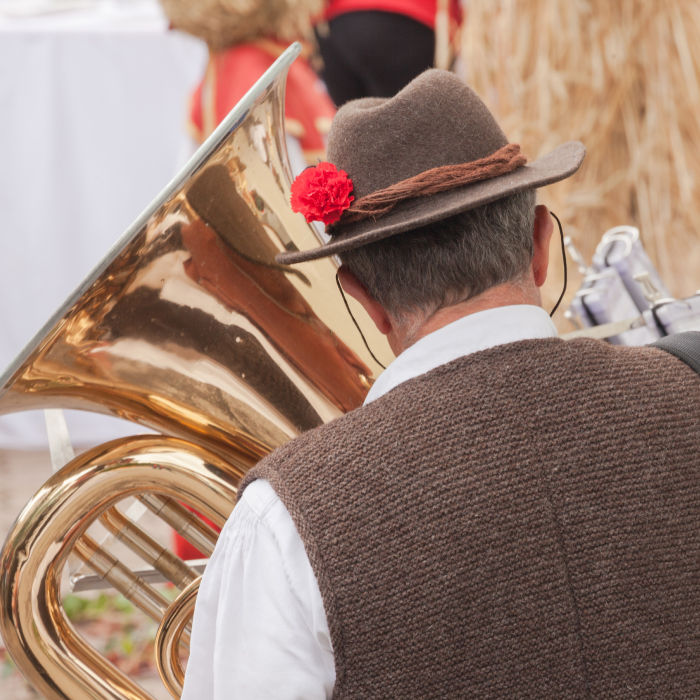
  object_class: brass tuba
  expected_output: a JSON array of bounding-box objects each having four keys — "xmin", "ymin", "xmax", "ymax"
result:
[{"xmin": 0, "ymin": 43, "xmax": 390, "ymax": 699}]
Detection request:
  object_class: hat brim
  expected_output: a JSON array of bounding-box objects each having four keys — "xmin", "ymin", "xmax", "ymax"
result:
[{"xmin": 276, "ymin": 140, "xmax": 585, "ymax": 265}]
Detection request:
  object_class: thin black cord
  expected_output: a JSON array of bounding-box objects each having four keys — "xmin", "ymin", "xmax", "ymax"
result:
[
  {"xmin": 335, "ymin": 272, "xmax": 387, "ymax": 370},
  {"xmin": 549, "ymin": 210, "xmax": 567, "ymax": 317},
  {"xmin": 336, "ymin": 212, "xmax": 567, "ymax": 362}
]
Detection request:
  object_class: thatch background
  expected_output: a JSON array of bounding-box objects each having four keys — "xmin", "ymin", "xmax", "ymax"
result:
[
  {"xmin": 159, "ymin": 0, "xmax": 323, "ymax": 50},
  {"xmin": 461, "ymin": 1, "xmax": 700, "ymax": 321}
]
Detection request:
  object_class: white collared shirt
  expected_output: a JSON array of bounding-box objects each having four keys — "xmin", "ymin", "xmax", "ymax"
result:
[{"xmin": 182, "ymin": 305, "xmax": 557, "ymax": 700}]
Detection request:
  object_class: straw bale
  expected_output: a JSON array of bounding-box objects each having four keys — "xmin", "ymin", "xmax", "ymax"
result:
[
  {"xmin": 159, "ymin": 0, "xmax": 323, "ymax": 50},
  {"xmin": 462, "ymin": 0, "xmax": 700, "ymax": 316}
]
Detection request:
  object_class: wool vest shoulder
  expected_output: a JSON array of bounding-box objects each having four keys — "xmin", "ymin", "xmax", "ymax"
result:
[{"xmin": 242, "ymin": 337, "xmax": 700, "ymax": 699}]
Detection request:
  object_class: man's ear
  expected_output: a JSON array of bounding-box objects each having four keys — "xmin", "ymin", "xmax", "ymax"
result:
[
  {"xmin": 337, "ymin": 266, "xmax": 393, "ymax": 335},
  {"xmin": 532, "ymin": 204, "xmax": 553, "ymax": 288}
]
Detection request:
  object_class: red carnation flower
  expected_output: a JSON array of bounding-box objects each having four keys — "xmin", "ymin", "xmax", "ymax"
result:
[{"xmin": 290, "ymin": 162, "xmax": 355, "ymax": 226}]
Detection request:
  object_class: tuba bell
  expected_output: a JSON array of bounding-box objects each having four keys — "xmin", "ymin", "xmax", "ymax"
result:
[{"xmin": 0, "ymin": 43, "xmax": 391, "ymax": 699}]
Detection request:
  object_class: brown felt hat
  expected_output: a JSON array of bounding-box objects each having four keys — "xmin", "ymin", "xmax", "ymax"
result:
[{"xmin": 277, "ymin": 69, "xmax": 585, "ymax": 265}]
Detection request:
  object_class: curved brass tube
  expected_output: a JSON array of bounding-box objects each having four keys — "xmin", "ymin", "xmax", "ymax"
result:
[
  {"xmin": 155, "ymin": 578, "xmax": 202, "ymax": 699},
  {"xmin": 0, "ymin": 436, "xmax": 249, "ymax": 700}
]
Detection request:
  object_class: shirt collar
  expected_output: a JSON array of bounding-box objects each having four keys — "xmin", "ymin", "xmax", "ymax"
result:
[{"xmin": 364, "ymin": 304, "xmax": 557, "ymax": 405}]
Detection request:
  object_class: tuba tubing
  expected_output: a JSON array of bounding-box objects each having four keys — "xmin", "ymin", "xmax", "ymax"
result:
[
  {"xmin": 99, "ymin": 506, "xmax": 201, "ymax": 590},
  {"xmin": 0, "ymin": 435, "xmax": 249, "ymax": 699},
  {"xmin": 155, "ymin": 577, "xmax": 202, "ymax": 699}
]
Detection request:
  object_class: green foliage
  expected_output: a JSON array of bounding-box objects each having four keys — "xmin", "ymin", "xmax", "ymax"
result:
[{"xmin": 62, "ymin": 592, "xmax": 135, "ymax": 621}]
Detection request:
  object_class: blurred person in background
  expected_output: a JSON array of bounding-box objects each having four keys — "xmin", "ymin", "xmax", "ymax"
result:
[
  {"xmin": 316, "ymin": 0, "xmax": 462, "ymax": 106},
  {"xmin": 161, "ymin": 0, "xmax": 336, "ymax": 173}
]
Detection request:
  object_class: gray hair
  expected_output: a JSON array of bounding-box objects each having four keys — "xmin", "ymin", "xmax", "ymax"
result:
[{"xmin": 339, "ymin": 189, "xmax": 537, "ymax": 322}]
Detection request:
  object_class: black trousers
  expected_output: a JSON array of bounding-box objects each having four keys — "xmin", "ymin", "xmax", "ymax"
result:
[{"xmin": 316, "ymin": 10, "xmax": 435, "ymax": 107}]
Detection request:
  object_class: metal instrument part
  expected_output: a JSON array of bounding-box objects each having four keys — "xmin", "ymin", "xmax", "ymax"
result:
[
  {"xmin": 0, "ymin": 43, "xmax": 391, "ymax": 699},
  {"xmin": 564, "ymin": 225, "xmax": 700, "ymax": 342}
]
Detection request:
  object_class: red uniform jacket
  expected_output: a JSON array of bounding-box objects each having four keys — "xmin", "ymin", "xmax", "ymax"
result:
[{"xmin": 189, "ymin": 40, "xmax": 336, "ymax": 164}]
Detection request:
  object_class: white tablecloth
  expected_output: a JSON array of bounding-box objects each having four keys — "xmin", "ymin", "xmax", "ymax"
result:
[{"xmin": 0, "ymin": 1, "xmax": 207, "ymax": 449}]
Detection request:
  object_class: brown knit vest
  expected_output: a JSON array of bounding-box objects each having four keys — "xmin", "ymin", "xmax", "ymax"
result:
[{"xmin": 241, "ymin": 338, "xmax": 700, "ymax": 699}]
